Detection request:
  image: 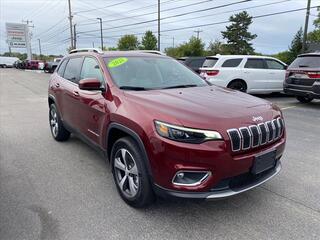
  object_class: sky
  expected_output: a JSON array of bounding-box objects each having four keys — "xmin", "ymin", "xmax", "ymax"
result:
[{"xmin": 0, "ymin": 0, "xmax": 319, "ymax": 56}]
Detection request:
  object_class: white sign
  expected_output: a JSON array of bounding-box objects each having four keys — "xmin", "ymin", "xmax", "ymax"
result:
[{"xmin": 6, "ymin": 23, "xmax": 27, "ymax": 48}]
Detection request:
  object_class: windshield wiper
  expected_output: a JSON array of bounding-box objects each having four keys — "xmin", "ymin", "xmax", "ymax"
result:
[
  {"xmin": 119, "ymin": 86, "xmax": 148, "ymax": 91},
  {"xmin": 162, "ymin": 84, "xmax": 198, "ymax": 89}
]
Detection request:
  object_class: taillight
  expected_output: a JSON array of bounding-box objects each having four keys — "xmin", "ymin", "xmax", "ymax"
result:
[
  {"xmin": 201, "ymin": 70, "xmax": 219, "ymax": 77},
  {"xmin": 307, "ymin": 72, "xmax": 320, "ymax": 79},
  {"xmin": 285, "ymin": 70, "xmax": 290, "ymax": 79}
]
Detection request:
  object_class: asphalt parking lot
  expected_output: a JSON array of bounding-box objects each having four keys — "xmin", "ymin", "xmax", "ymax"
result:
[{"xmin": 0, "ymin": 68, "xmax": 319, "ymax": 240}]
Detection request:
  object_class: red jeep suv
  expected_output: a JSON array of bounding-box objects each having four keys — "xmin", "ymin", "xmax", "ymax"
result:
[{"xmin": 48, "ymin": 49, "xmax": 286, "ymax": 207}]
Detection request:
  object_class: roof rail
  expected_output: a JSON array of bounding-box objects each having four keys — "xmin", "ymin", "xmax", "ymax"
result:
[
  {"xmin": 131, "ymin": 50, "xmax": 166, "ymax": 56},
  {"xmin": 69, "ymin": 48, "xmax": 104, "ymax": 54}
]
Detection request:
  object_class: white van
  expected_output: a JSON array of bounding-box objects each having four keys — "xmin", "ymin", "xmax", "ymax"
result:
[
  {"xmin": 0, "ymin": 56, "xmax": 19, "ymax": 68},
  {"xmin": 200, "ymin": 55, "xmax": 287, "ymax": 94}
]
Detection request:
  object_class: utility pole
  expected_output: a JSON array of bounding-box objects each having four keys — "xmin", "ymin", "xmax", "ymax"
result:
[
  {"xmin": 92, "ymin": 42, "xmax": 95, "ymax": 48},
  {"xmin": 68, "ymin": 0, "xmax": 74, "ymax": 49},
  {"xmin": 37, "ymin": 38, "xmax": 42, "ymax": 58},
  {"xmin": 302, "ymin": 0, "xmax": 311, "ymax": 53},
  {"xmin": 172, "ymin": 37, "xmax": 175, "ymax": 48},
  {"xmin": 97, "ymin": 18, "xmax": 104, "ymax": 50},
  {"xmin": 194, "ymin": 29, "xmax": 203, "ymax": 40},
  {"xmin": 158, "ymin": 0, "xmax": 160, "ymax": 51},
  {"xmin": 73, "ymin": 24, "xmax": 77, "ymax": 49},
  {"xmin": 22, "ymin": 19, "xmax": 33, "ymax": 60}
]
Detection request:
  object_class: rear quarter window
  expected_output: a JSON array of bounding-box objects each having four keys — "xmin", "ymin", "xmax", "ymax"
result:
[
  {"xmin": 202, "ymin": 58, "xmax": 218, "ymax": 68},
  {"xmin": 57, "ymin": 59, "xmax": 68, "ymax": 76},
  {"xmin": 221, "ymin": 58, "xmax": 243, "ymax": 68},
  {"xmin": 289, "ymin": 55, "xmax": 320, "ymax": 69}
]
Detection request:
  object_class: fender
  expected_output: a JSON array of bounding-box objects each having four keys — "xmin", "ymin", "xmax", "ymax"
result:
[{"xmin": 106, "ymin": 122, "xmax": 154, "ymax": 180}]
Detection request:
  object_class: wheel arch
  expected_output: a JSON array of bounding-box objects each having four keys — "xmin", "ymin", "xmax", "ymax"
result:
[
  {"xmin": 227, "ymin": 78, "xmax": 248, "ymax": 90},
  {"xmin": 106, "ymin": 123, "xmax": 153, "ymax": 179}
]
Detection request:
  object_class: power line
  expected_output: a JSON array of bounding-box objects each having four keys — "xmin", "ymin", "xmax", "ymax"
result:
[
  {"xmin": 77, "ymin": 0, "xmax": 231, "ymax": 27},
  {"xmin": 74, "ymin": 0, "xmax": 132, "ymax": 14},
  {"xmin": 77, "ymin": 0, "xmax": 251, "ymax": 34}
]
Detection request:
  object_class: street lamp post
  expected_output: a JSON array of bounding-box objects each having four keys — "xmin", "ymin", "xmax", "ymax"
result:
[{"xmin": 97, "ymin": 18, "xmax": 103, "ymax": 50}]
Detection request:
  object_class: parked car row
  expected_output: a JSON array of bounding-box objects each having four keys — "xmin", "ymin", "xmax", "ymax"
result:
[
  {"xmin": 180, "ymin": 55, "xmax": 287, "ymax": 94},
  {"xmin": 180, "ymin": 53, "xmax": 320, "ymax": 103}
]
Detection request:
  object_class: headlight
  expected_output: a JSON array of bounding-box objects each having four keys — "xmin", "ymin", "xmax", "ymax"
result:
[{"xmin": 154, "ymin": 120, "xmax": 222, "ymax": 143}]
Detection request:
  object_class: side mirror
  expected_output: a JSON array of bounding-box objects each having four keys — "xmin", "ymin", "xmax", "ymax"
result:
[
  {"xmin": 79, "ymin": 78, "xmax": 104, "ymax": 91},
  {"xmin": 284, "ymin": 65, "xmax": 288, "ymax": 70}
]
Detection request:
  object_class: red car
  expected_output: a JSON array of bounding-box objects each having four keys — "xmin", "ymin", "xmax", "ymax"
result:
[
  {"xmin": 48, "ymin": 49, "xmax": 286, "ymax": 207},
  {"xmin": 26, "ymin": 60, "xmax": 44, "ymax": 70}
]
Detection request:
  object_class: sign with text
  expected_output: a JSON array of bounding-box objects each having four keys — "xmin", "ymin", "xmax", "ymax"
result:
[{"xmin": 6, "ymin": 23, "xmax": 27, "ymax": 48}]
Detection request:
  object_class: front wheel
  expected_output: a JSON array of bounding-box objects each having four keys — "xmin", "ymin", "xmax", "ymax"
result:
[
  {"xmin": 296, "ymin": 96, "xmax": 313, "ymax": 103},
  {"xmin": 111, "ymin": 137, "xmax": 155, "ymax": 208}
]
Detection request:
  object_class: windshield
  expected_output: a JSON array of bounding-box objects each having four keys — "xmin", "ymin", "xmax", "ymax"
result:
[
  {"xmin": 289, "ymin": 55, "xmax": 320, "ymax": 68},
  {"xmin": 104, "ymin": 56, "xmax": 208, "ymax": 90}
]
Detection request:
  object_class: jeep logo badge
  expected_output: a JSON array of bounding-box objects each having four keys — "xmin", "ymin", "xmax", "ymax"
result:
[{"xmin": 252, "ymin": 116, "xmax": 263, "ymax": 122}]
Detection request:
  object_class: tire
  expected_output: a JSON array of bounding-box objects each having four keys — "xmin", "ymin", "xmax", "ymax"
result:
[
  {"xmin": 228, "ymin": 80, "xmax": 247, "ymax": 92},
  {"xmin": 49, "ymin": 104, "xmax": 70, "ymax": 141},
  {"xmin": 111, "ymin": 137, "xmax": 155, "ymax": 208},
  {"xmin": 296, "ymin": 96, "xmax": 313, "ymax": 103}
]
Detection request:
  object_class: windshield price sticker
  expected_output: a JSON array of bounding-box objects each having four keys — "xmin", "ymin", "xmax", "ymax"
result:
[{"xmin": 108, "ymin": 57, "xmax": 128, "ymax": 68}]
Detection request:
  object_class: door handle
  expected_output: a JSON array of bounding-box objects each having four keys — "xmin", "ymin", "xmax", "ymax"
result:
[
  {"xmin": 73, "ymin": 91, "xmax": 79, "ymax": 97},
  {"xmin": 55, "ymin": 83, "xmax": 60, "ymax": 88}
]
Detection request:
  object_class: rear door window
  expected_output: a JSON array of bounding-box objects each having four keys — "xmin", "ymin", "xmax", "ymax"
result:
[
  {"xmin": 57, "ymin": 59, "xmax": 68, "ymax": 76},
  {"xmin": 202, "ymin": 58, "xmax": 218, "ymax": 68},
  {"xmin": 289, "ymin": 55, "xmax": 320, "ymax": 68},
  {"xmin": 244, "ymin": 58, "xmax": 266, "ymax": 69},
  {"xmin": 221, "ymin": 58, "xmax": 243, "ymax": 68},
  {"xmin": 265, "ymin": 59, "xmax": 286, "ymax": 70},
  {"xmin": 63, "ymin": 57, "xmax": 83, "ymax": 83}
]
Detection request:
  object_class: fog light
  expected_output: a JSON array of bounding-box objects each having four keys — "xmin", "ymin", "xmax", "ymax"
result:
[{"xmin": 172, "ymin": 171, "xmax": 211, "ymax": 186}]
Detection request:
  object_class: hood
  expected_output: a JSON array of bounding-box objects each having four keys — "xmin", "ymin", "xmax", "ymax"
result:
[{"xmin": 124, "ymin": 86, "xmax": 281, "ymax": 133}]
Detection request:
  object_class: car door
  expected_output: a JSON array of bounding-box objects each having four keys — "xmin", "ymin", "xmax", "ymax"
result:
[
  {"xmin": 242, "ymin": 58, "xmax": 269, "ymax": 92},
  {"xmin": 265, "ymin": 59, "xmax": 287, "ymax": 91},
  {"xmin": 78, "ymin": 57, "xmax": 108, "ymax": 144},
  {"xmin": 60, "ymin": 56, "xmax": 84, "ymax": 130}
]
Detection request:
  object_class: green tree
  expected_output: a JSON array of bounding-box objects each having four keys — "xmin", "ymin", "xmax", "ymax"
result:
[
  {"xmin": 289, "ymin": 28, "xmax": 303, "ymax": 62},
  {"xmin": 141, "ymin": 31, "xmax": 157, "ymax": 50},
  {"xmin": 206, "ymin": 39, "xmax": 230, "ymax": 55},
  {"xmin": 221, "ymin": 11, "xmax": 257, "ymax": 54},
  {"xmin": 117, "ymin": 35, "xmax": 139, "ymax": 50},
  {"xmin": 273, "ymin": 51, "xmax": 292, "ymax": 64},
  {"xmin": 165, "ymin": 36, "xmax": 205, "ymax": 58},
  {"xmin": 307, "ymin": 7, "xmax": 320, "ymax": 43}
]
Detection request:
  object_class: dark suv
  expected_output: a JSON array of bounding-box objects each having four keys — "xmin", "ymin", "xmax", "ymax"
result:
[
  {"xmin": 48, "ymin": 49, "xmax": 286, "ymax": 207},
  {"xmin": 284, "ymin": 52, "xmax": 320, "ymax": 103}
]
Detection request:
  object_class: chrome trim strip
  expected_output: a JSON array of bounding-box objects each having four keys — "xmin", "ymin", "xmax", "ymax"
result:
[
  {"xmin": 172, "ymin": 171, "xmax": 211, "ymax": 187},
  {"xmin": 239, "ymin": 127, "xmax": 251, "ymax": 150},
  {"xmin": 227, "ymin": 129, "xmax": 241, "ymax": 152},
  {"xmin": 206, "ymin": 162, "xmax": 282, "ymax": 199}
]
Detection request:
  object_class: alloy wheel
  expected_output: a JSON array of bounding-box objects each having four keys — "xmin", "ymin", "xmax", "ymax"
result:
[
  {"xmin": 50, "ymin": 108, "xmax": 58, "ymax": 137},
  {"xmin": 113, "ymin": 148, "xmax": 140, "ymax": 198}
]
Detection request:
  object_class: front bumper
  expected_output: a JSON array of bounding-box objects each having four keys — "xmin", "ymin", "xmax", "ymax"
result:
[{"xmin": 154, "ymin": 161, "xmax": 281, "ymax": 200}]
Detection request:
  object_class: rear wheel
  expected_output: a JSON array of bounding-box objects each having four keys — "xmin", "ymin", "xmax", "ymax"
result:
[
  {"xmin": 111, "ymin": 137, "xmax": 155, "ymax": 208},
  {"xmin": 228, "ymin": 80, "xmax": 247, "ymax": 92},
  {"xmin": 296, "ymin": 96, "xmax": 313, "ymax": 103},
  {"xmin": 49, "ymin": 104, "xmax": 70, "ymax": 141}
]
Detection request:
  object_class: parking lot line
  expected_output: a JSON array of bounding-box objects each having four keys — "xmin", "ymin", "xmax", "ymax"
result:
[{"xmin": 280, "ymin": 106, "xmax": 297, "ymax": 110}]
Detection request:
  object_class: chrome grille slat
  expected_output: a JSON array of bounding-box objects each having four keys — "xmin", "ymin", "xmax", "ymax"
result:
[{"xmin": 228, "ymin": 118, "xmax": 285, "ymax": 152}]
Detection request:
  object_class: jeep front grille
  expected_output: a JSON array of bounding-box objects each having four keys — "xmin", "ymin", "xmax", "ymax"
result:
[{"xmin": 227, "ymin": 117, "xmax": 284, "ymax": 152}]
